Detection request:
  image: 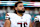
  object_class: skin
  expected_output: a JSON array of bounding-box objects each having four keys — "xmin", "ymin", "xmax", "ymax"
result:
[
  {"xmin": 4, "ymin": 3, "xmax": 32, "ymax": 27},
  {"xmin": 4, "ymin": 13, "xmax": 11, "ymax": 27}
]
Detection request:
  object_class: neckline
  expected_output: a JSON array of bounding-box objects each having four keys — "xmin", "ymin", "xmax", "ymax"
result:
[{"xmin": 14, "ymin": 13, "xmax": 24, "ymax": 17}]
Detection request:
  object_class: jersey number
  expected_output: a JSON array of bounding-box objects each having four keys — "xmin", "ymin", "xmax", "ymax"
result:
[{"xmin": 17, "ymin": 22, "xmax": 27, "ymax": 27}]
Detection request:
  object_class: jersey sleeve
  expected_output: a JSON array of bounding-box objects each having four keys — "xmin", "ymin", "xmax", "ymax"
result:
[{"xmin": 5, "ymin": 13, "xmax": 10, "ymax": 20}]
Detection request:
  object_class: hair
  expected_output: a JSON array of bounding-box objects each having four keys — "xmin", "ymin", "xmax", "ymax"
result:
[
  {"xmin": 15, "ymin": 2, "xmax": 23, "ymax": 7},
  {"xmin": 14, "ymin": 2, "xmax": 23, "ymax": 14}
]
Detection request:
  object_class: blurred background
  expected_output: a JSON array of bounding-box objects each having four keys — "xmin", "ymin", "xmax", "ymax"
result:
[
  {"xmin": 0, "ymin": 0, "xmax": 40, "ymax": 2},
  {"xmin": 0, "ymin": 1, "xmax": 40, "ymax": 27}
]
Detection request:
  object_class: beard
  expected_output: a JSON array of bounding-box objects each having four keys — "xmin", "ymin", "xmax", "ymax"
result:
[{"xmin": 17, "ymin": 10, "xmax": 25, "ymax": 14}]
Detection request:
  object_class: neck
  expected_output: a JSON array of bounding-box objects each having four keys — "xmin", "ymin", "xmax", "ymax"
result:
[{"xmin": 17, "ymin": 12, "xmax": 23, "ymax": 17}]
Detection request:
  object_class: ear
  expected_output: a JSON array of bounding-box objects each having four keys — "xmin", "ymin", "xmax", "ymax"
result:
[{"xmin": 15, "ymin": 7, "xmax": 17, "ymax": 10}]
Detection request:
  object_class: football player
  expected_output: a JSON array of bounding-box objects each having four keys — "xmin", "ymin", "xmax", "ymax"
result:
[
  {"xmin": 34, "ymin": 15, "xmax": 40, "ymax": 27},
  {"xmin": 34, "ymin": 15, "xmax": 40, "ymax": 22},
  {"xmin": 4, "ymin": 2, "xmax": 32, "ymax": 27}
]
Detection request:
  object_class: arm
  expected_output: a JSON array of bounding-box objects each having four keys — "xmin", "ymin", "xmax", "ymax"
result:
[
  {"xmin": 29, "ymin": 21, "xmax": 33, "ymax": 27},
  {"xmin": 4, "ymin": 19, "xmax": 11, "ymax": 27},
  {"xmin": 4, "ymin": 13, "xmax": 11, "ymax": 27}
]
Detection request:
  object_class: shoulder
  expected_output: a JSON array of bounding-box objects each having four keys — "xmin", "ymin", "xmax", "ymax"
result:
[
  {"xmin": 7, "ymin": 13, "xmax": 15, "ymax": 14},
  {"xmin": 6, "ymin": 13, "xmax": 16, "ymax": 15},
  {"xmin": 24, "ymin": 13, "xmax": 31, "ymax": 19},
  {"xmin": 5, "ymin": 13, "xmax": 16, "ymax": 19},
  {"xmin": 24, "ymin": 13, "xmax": 31, "ymax": 17}
]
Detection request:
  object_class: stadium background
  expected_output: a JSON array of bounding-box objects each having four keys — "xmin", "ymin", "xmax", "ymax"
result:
[{"xmin": 0, "ymin": 1, "xmax": 40, "ymax": 27}]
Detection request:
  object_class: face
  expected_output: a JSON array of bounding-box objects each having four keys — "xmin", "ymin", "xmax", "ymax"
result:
[{"xmin": 15, "ymin": 3, "xmax": 25, "ymax": 13}]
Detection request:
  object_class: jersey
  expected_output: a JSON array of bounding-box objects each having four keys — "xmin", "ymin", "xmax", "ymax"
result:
[
  {"xmin": 5, "ymin": 13, "xmax": 31, "ymax": 27},
  {"xmin": 34, "ymin": 15, "xmax": 40, "ymax": 22}
]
